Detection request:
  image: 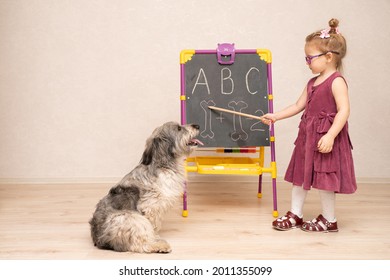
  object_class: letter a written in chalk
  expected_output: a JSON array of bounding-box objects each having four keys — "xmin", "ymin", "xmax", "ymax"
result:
[{"xmin": 192, "ymin": 68, "xmax": 210, "ymax": 95}]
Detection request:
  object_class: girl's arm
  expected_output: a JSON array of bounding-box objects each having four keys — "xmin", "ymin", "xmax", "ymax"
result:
[
  {"xmin": 262, "ymin": 86, "xmax": 308, "ymax": 124},
  {"xmin": 317, "ymin": 77, "xmax": 350, "ymax": 153}
]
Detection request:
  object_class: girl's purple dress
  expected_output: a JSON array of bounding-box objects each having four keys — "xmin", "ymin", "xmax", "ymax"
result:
[{"xmin": 284, "ymin": 72, "xmax": 357, "ymax": 194}]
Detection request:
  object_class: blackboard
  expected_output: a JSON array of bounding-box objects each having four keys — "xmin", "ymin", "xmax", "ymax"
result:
[{"xmin": 182, "ymin": 49, "xmax": 271, "ymax": 147}]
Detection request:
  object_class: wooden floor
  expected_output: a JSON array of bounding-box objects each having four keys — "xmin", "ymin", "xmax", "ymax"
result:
[{"xmin": 0, "ymin": 181, "xmax": 389, "ymax": 260}]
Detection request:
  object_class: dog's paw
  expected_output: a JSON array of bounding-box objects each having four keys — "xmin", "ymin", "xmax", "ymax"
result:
[{"xmin": 153, "ymin": 239, "xmax": 172, "ymax": 254}]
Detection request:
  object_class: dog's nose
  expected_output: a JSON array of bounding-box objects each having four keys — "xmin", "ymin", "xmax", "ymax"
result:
[{"xmin": 191, "ymin": 124, "xmax": 200, "ymax": 130}]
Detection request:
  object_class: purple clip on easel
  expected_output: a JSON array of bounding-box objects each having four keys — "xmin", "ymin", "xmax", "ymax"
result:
[{"xmin": 217, "ymin": 43, "xmax": 235, "ymax": 65}]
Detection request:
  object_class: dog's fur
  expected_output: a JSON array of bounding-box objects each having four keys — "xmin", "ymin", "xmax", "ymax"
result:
[{"xmin": 89, "ymin": 122, "xmax": 200, "ymax": 253}]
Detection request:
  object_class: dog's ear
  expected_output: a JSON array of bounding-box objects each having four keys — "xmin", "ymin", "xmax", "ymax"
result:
[
  {"xmin": 141, "ymin": 137, "xmax": 162, "ymax": 165},
  {"xmin": 141, "ymin": 136, "xmax": 176, "ymax": 165},
  {"xmin": 141, "ymin": 138, "xmax": 155, "ymax": 165}
]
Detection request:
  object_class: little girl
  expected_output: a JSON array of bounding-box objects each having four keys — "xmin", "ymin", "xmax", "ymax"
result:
[{"xmin": 262, "ymin": 18, "xmax": 357, "ymax": 232}]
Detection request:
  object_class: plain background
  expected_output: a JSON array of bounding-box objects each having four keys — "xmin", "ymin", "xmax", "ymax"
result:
[{"xmin": 1, "ymin": 0, "xmax": 389, "ymax": 183}]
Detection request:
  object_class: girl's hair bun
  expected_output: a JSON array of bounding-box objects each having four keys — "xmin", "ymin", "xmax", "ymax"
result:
[{"xmin": 329, "ymin": 18, "xmax": 339, "ymax": 32}]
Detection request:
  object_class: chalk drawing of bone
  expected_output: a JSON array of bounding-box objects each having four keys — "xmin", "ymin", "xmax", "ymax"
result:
[
  {"xmin": 228, "ymin": 101, "xmax": 249, "ymax": 141},
  {"xmin": 200, "ymin": 100, "xmax": 216, "ymax": 139}
]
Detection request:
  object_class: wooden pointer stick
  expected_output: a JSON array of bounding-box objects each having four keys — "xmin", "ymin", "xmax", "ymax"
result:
[{"xmin": 208, "ymin": 105, "xmax": 265, "ymax": 121}]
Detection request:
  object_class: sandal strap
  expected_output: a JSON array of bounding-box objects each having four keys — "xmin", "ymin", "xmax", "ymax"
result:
[
  {"xmin": 285, "ymin": 211, "xmax": 302, "ymax": 222},
  {"xmin": 303, "ymin": 215, "xmax": 337, "ymax": 232},
  {"xmin": 310, "ymin": 218, "xmax": 326, "ymax": 231},
  {"xmin": 279, "ymin": 219, "xmax": 292, "ymax": 228},
  {"xmin": 317, "ymin": 215, "xmax": 329, "ymax": 227},
  {"xmin": 273, "ymin": 211, "xmax": 303, "ymax": 229},
  {"xmin": 317, "ymin": 214, "xmax": 337, "ymax": 229}
]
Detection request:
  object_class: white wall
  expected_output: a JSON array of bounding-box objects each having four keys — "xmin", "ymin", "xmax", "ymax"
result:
[{"xmin": 0, "ymin": 0, "xmax": 389, "ymax": 182}]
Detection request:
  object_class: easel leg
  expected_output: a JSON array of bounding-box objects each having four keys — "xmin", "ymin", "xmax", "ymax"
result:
[
  {"xmin": 272, "ymin": 178, "xmax": 278, "ymax": 217},
  {"xmin": 257, "ymin": 175, "xmax": 263, "ymax": 198},
  {"xmin": 182, "ymin": 181, "xmax": 188, "ymax": 217}
]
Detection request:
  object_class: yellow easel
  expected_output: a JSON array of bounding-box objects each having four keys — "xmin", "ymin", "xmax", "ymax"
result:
[{"xmin": 180, "ymin": 45, "xmax": 278, "ymax": 217}]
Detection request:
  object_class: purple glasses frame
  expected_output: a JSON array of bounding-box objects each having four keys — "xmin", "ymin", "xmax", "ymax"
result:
[{"xmin": 305, "ymin": 51, "xmax": 340, "ymax": 64}]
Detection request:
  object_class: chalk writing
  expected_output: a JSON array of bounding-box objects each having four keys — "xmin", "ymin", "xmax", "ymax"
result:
[
  {"xmin": 228, "ymin": 101, "xmax": 249, "ymax": 141},
  {"xmin": 184, "ymin": 53, "xmax": 269, "ymax": 147},
  {"xmin": 249, "ymin": 109, "xmax": 266, "ymax": 132},
  {"xmin": 200, "ymin": 100, "xmax": 215, "ymax": 139},
  {"xmin": 221, "ymin": 68, "xmax": 234, "ymax": 95},
  {"xmin": 192, "ymin": 68, "xmax": 210, "ymax": 95}
]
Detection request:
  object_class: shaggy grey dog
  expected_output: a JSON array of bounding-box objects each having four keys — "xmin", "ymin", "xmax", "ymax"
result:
[{"xmin": 89, "ymin": 122, "xmax": 201, "ymax": 253}]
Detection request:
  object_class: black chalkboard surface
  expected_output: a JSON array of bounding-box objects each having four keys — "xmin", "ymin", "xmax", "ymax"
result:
[{"xmin": 182, "ymin": 50, "xmax": 270, "ymax": 147}]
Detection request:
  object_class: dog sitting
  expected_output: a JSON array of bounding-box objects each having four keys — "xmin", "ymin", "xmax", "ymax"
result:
[{"xmin": 89, "ymin": 122, "xmax": 201, "ymax": 253}]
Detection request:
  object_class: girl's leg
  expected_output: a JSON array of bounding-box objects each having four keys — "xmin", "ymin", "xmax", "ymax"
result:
[
  {"xmin": 301, "ymin": 190, "xmax": 338, "ymax": 232},
  {"xmin": 272, "ymin": 185, "xmax": 307, "ymax": 230},
  {"xmin": 319, "ymin": 190, "xmax": 336, "ymax": 222},
  {"xmin": 291, "ymin": 185, "xmax": 308, "ymax": 218}
]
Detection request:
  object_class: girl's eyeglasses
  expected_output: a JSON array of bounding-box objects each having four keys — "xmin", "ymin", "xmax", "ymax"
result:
[{"xmin": 305, "ymin": 51, "xmax": 340, "ymax": 64}]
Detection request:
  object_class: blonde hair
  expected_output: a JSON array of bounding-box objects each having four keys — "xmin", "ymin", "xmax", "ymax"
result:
[{"xmin": 306, "ymin": 18, "xmax": 347, "ymax": 70}]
